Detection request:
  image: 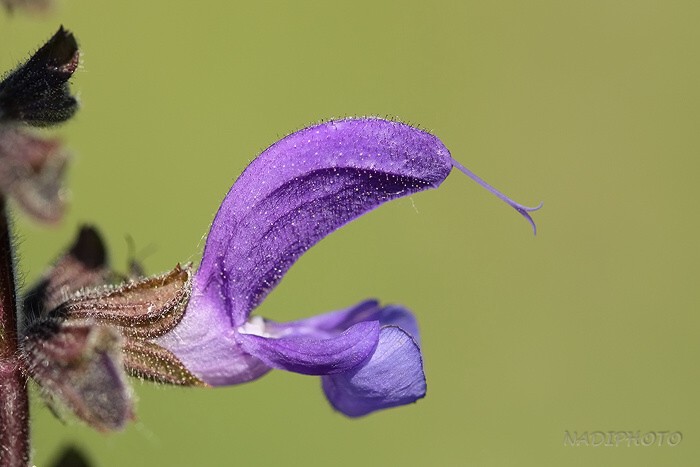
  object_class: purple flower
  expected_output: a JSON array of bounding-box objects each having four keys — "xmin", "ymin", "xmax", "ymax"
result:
[
  {"xmin": 155, "ymin": 117, "xmax": 541, "ymax": 416},
  {"xmin": 20, "ymin": 117, "xmax": 539, "ymax": 427}
]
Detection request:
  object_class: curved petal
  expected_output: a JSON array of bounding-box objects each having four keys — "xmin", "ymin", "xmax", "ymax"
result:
[
  {"xmin": 370, "ymin": 305, "xmax": 421, "ymax": 347},
  {"xmin": 155, "ymin": 291, "xmax": 270, "ymax": 386},
  {"xmin": 237, "ymin": 320, "xmax": 380, "ymax": 375},
  {"xmin": 195, "ymin": 118, "xmax": 452, "ymax": 325},
  {"xmin": 322, "ymin": 326, "xmax": 426, "ymax": 417},
  {"xmin": 266, "ymin": 299, "xmax": 420, "ymax": 346}
]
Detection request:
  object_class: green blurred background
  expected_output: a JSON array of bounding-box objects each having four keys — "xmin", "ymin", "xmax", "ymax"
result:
[{"xmin": 2, "ymin": 1, "xmax": 699, "ymax": 466}]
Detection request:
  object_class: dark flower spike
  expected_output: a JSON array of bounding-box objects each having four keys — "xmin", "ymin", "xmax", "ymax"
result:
[
  {"xmin": 0, "ymin": 26, "xmax": 79, "ymax": 126},
  {"xmin": 157, "ymin": 117, "xmax": 538, "ymax": 416},
  {"xmin": 21, "ymin": 320, "xmax": 134, "ymax": 431},
  {"xmin": 0, "ymin": 127, "xmax": 69, "ymax": 223}
]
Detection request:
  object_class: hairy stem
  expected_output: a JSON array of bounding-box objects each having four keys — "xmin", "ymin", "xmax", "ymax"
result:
[{"xmin": 0, "ymin": 197, "xmax": 29, "ymax": 467}]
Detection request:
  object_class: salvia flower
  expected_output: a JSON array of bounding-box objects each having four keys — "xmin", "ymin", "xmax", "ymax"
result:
[
  {"xmin": 22, "ymin": 117, "xmax": 540, "ymax": 427},
  {"xmin": 155, "ymin": 117, "xmax": 541, "ymax": 416}
]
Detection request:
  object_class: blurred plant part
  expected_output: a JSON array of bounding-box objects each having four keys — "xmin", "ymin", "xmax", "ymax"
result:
[
  {"xmin": 1, "ymin": 0, "xmax": 53, "ymax": 15},
  {"xmin": 0, "ymin": 127, "xmax": 68, "ymax": 222},
  {"xmin": 49, "ymin": 445, "xmax": 93, "ymax": 467},
  {"xmin": 0, "ymin": 26, "xmax": 79, "ymax": 224}
]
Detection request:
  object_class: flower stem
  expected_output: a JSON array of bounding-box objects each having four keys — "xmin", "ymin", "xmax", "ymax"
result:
[{"xmin": 0, "ymin": 196, "xmax": 29, "ymax": 467}]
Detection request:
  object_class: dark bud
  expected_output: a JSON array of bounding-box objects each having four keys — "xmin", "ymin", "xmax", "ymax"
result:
[
  {"xmin": 0, "ymin": 26, "xmax": 78, "ymax": 126},
  {"xmin": 23, "ymin": 225, "xmax": 110, "ymax": 324},
  {"xmin": 49, "ymin": 445, "xmax": 93, "ymax": 467}
]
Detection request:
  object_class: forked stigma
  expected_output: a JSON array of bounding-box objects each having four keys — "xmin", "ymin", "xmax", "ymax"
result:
[{"xmin": 451, "ymin": 158, "xmax": 543, "ymax": 235}]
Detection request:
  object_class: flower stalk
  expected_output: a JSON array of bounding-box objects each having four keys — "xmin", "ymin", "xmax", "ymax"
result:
[{"xmin": 0, "ymin": 196, "xmax": 29, "ymax": 467}]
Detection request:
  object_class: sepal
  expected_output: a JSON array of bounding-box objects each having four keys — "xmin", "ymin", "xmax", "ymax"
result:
[{"xmin": 55, "ymin": 264, "xmax": 192, "ymax": 339}]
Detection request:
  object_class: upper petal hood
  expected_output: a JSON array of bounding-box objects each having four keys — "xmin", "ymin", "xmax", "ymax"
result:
[{"xmin": 195, "ymin": 118, "xmax": 452, "ymax": 326}]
